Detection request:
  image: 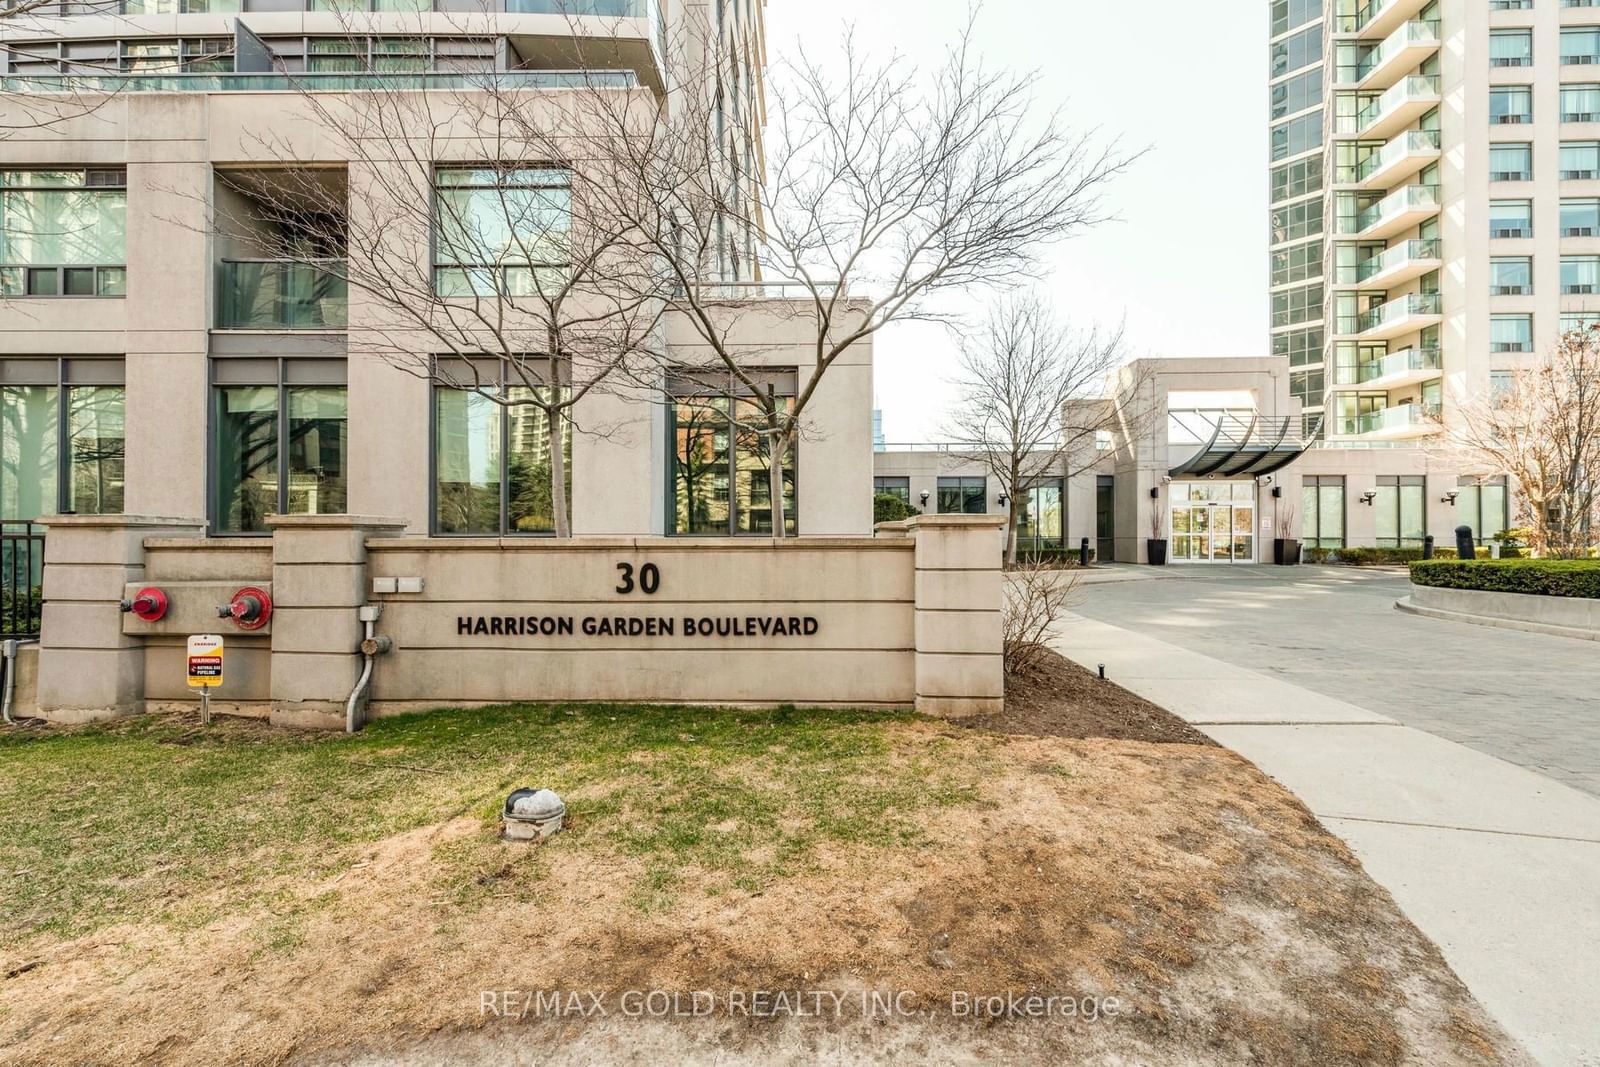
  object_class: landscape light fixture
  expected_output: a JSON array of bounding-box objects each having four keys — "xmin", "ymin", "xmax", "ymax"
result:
[{"xmin": 1359, "ymin": 491, "xmax": 1378, "ymax": 506}]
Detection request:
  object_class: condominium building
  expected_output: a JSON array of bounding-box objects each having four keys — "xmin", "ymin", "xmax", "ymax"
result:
[
  {"xmin": 0, "ymin": 1, "xmax": 874, "ymax": 540},
  {"xmin": 1266, "ymin": 0, "xmax": 1558, "ymax": 548}
]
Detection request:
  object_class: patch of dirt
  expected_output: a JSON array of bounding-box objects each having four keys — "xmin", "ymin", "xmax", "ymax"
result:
[
  {"xmin": 968, "ymin": 648, "xmax": 1216, "ymax": 745},
  {"xmin": 0, "ymin": 726, "xmax": 1526, "ymax": 1067}
]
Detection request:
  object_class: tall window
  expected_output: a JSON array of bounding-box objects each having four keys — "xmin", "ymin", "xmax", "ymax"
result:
[
  {"xmin": 1, "ymin": 358, "xmax": 124, "ymax": 521},
  {"xmin": 1456, "ymin": 476, "xmax": 1508, "ymax": 542},
  {"xmin": 1489, "ymin": 199, "xmax": 1532, "ymax": 238},
  {"xmin": 1562, "ymin": 198, "xmax": 1600, "ymax": 237},
  {"xmin": 1375, "ymin": 475, "xmax": 1425, "ymax": 547},
  {"xmin": 1562, "ymin": 26, "xmax": 1600, "ymax": 65},
  {"xmin": 937, "ymin": 477, "xmax": 987, "ymax": 515},
  {"xmin": 1271, "ymin": 110, "xmax": 1322, "ymax": 161},
  {"xmin": 873, "ymin": 476, "xmax": 910, "ymax": 504},
  {"xmin": 433, "ymin": 359, "xmax": 570, "ymax": 536},
  {"xmin": 1302, "ymin": 475, "xmax": 1345, "ymax": 548},
  {"xmin": 1562, "ymin": 84, "xmax": 1600, "ymax": 122},
  {"xmin": 1561, "ymin": 141, "xmax": 1600, "ymax": 179},
  {"xmin": 1490, "ymin": 86, "xmax": 1533, "ymax": 124},
  {"xmin": 1490, "ymin": 256, "xmax": 1532, "ymax": 294},
  {"xmin": 0, "ymin": 169, "xmax": 126, "ymax": 297},
  {"xmin": 668, "ymin": 371, "xmax": 796, "ymax": 536},
  {"xmin": 1015, "ymin": 479, "xmax": 1063, "ymax": 554},
  {"xmin": 1563, "ymin": 255, "xmax": 1600, "ymax": 294},
  {"xmin": 1490, "ymin": 30, "xmax": 1533, "ymax": 67},
  {"xmin": 1490, "ymin": 313, "xmax": 1533, "ymax": 352},
  {"xmin": 212, "ymin": 359, "xmax": 347, "ymax": 535},
  {"xmin": 433, "ymin": 166, "xmax": 571, "ymax": 297},
  {"xmin": 1489, "ymin": 143, "xmax": 1532, "ymax": 181}
]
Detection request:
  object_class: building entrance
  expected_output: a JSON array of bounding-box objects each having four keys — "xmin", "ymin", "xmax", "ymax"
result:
[{"xmin": 1170, "ymin": 482, "xmax": 1256, "ymax": 563}]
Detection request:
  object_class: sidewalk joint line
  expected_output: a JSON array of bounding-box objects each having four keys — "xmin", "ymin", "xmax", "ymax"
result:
[{"xmin": 1323, "ymin": 814, "xmax": 1600, "ymax": 845}]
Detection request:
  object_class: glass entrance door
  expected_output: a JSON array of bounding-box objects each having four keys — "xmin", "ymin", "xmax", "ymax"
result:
[{"xmin": 1169, "ymin": 482, "xmax": 1256, "ymax": 563}]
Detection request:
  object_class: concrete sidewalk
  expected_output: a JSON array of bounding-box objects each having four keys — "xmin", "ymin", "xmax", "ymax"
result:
[{"xmin": 1052, "ymin": 613, "xmax": 1600, "ymax": 1067}]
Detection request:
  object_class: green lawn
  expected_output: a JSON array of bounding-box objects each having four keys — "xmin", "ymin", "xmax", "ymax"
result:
[{"xmin": 0, "ymin": 705, "xmax": 989, "ymax": 948}]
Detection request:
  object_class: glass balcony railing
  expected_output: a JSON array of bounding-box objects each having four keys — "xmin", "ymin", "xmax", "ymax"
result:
[
  {"xmin": 0, "ymin": 70, "xmax": 639, "ymax": 94},
  {"xmin": 218, "ymin": 259, "xmax": 347, "ymax": 330},
  {"xmin": 1336, "ymin": 129, "xmax": 1440, "ymax": 183},
  {"xmin": 1338, "ymin": 19, "xmax": 1441, "ymax": 83},
  {"xmin": 1334, "ymin": 347, "xmax": 1442, "ymax": 385},
  {"xmin": 507, "ymin": 0, "xmax": 646, "ymax": 11},
  {"xmin": 1352, "ymin": 238, "xmax": 1441, "ymax": 282},
  {"xmin": 1338, "ymin": 291, "xmax": 1441, "ymax": 334},
  {"xmin": 1341, "ymin": 403, "xmax": 1442, "ymax": 436},
  {"xmin": 1350, "ymin": 184, "xmax": 1440, "ymax": 234},
  {"xmin": 1354, "ymin": 74, "xmax": 1440, "ymax": 132}
]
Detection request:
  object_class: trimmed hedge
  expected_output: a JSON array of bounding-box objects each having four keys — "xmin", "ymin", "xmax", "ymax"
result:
[
  {"xmin": 1409, "ymin": 558, "xmax": 1600, "ymax": 599},
  {"xmin": 1305, "ymin": 546, "xmax": 1430, "ymax": 565}
]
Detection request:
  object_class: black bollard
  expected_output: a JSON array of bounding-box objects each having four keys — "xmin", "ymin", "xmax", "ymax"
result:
[
  {"xmin": 1455, "ymin": 525, "xmax": 1475, "ymax": 560},
  {"xmin": 1422, "ymin": 534, "xmax": 1435, "ymax": 560},
  {"xmin": 1080, "ymin": 537, "xmax": 1091, "ymax": 567}
]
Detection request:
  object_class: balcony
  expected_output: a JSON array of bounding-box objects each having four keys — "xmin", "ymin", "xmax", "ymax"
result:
[
  {"xmin": 1343, "ymin": 238, "xmax": 1443, "ymax": 290},
  {"xmin": 1340, "ymin": 403, "xmax": 1442, "ymax": 440},
  {"xmin": 1339, "ymin": 291, "xmax": 1443, "ymax": 340},
  {"xmin": 1348, "ymin": 129, "xmax": 1442, "ymax": 190},
  {"xmin": 1345, "ymin": 20, "xmax": 1442, "ymax": 90},
  {"xmin": 1350, "ymin": 184, "xmax": 1441, "ymax": 240},
  {"xmin": 1333, "ymin": 347, "xmax": 1443, "ymax": 389},
  {"xmin": 1340, "ymin": 75, "xmax": 1442, "ymax": 140},
  {"xmin": 1335, "ymin": 0, "xmax": 1430, "ymax": 40},
  {"xmin": 217, "ymin": 260, "xmax": 347, "ymax": 330}
]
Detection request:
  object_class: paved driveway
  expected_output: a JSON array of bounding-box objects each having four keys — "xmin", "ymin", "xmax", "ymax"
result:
[{"xmin": 1070, "ymin": 565, "xmax": 1600, "ymax": 798}]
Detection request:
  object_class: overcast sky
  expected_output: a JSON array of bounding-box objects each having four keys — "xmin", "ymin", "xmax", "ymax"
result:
[{"xmin": 762, "ymin": 0, "xmax": 1268, "ymax": 442}]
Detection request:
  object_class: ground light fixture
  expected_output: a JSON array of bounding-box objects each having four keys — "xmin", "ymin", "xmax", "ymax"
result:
[{"xmin": 504, "ymin": 788, "xmax": 566, "ymax": 842}]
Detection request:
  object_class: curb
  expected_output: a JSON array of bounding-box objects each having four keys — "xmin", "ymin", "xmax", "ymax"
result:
[{"xmin": 1395, "ymin": 596, "xmax": 1600, "ymax": 643}]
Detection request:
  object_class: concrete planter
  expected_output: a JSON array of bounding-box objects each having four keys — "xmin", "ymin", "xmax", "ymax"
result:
[{"xmin": 1400, "ymin": 582, "xmax": 1600, "ymax": 641}]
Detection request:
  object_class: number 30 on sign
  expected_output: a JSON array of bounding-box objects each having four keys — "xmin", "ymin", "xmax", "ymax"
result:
[{"xmin": 186, "ymin": 634, "xmax": 224, "ymax": 689}]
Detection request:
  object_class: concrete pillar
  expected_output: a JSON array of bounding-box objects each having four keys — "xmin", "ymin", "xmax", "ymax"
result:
[
  {"xmin": 35, "ymin": 515, "xmax": 205, "ymax": 722},
  {"xmin": 905, "ymin": 514, "xmax": 1005, "ymax": 718},
  {"xmin": 267, "ymin": 514, "xmax": 406, "ymax": 729}
]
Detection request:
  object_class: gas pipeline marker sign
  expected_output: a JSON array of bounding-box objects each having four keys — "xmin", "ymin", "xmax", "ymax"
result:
[{"xmin": 186, "ymin": 634, "xmax": 224, "ymax": 688}]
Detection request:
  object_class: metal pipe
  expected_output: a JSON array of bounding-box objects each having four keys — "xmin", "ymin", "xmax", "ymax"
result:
[
  {"xmin": 344, "ymin": 605, "xmax": 391, "ymax": 734},
  {"xmin": 2, "ymin": 638, "xmax": 37, "ymax": 725}
]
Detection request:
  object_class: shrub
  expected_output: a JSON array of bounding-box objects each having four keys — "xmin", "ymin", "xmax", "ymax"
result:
[
  {"xmin": 1003, "ymin": 561, "xmax": 1079, "ymax": 676},
  {"xmin": 1303, "ymin": 546, "xmax": 1430, "ymax": 565},
  {"xmin": 1409, "ymin": 558, "xmax": 1600, "ymax": 599},
  {"xmin": 0, "ymin": 584, "xmax": 41, "ymax": 635},
  {"xmin": 1011, "ymin": 546, "xmax": 1093, "ymax": 568},
  {"xmin": 873, "ymin": 493, "xmax": 920, "ymax": 525}
]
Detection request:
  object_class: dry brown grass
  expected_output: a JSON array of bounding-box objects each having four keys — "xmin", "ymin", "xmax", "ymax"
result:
[{"xmin": 0, "ymin": 720, "xmax": 1526, "ymax": 1067}]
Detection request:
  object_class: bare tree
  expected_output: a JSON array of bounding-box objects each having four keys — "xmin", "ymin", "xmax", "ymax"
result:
[
  {"xmin": 1449, "ymin": 326, "xmax": 1600, "ymax": 557},
  {"xmin": 199, "ymin": 59, "xmax": 672, "ymax": 538},
  {"xmin": 564, "ymin": 18, "xmax": 1136, "ymax": 536},
  {"xmin": 946, "ymin": 293, "xmax": 1131, "ymax": 564}
]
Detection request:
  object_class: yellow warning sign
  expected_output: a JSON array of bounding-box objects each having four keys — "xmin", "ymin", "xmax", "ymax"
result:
[{"xmin": 186, "ymin": 634, "xmax": 224, "ymax": 689}]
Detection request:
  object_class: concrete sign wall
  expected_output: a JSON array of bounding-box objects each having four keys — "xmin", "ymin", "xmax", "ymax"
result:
[{"xmin": 25, "ymin": 514, "xmax": 1005, "ymax": 729}]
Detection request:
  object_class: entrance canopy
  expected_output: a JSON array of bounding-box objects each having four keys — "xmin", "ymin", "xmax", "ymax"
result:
[{"xmin": 1168, "ymin": 409, "xmax": 1319, "ymax": 479}]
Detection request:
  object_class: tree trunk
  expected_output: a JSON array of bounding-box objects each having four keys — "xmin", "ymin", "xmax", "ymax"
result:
[
  {"xmin": 548, "ymin": 405, "xmax": 570, "ymax": 539},
  {"xmin": 1005, "ymin": 497, "xmax": 1019, "ymax": 566},
  {"xmin": 769, "ymin": 426, "xmax": 789, "ymax": 538}
]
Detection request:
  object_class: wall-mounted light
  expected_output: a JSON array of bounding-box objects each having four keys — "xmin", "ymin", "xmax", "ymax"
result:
[
  {"xmin": 1359, "ymin": 490, "xmax": 1377, "ymax": 506},
  {"xmin": 919, "ymin": 490, "xmax": 930, "ymax": 507},
  {"xmin": 1271, "ymin": 486, "xmax": 1283, "ymax": 499},
  {"xmin": 1442, "ymin": 491, "xmax": 1459, "ymax": 506},
  {"xmin": 1149, "ymin": 486, "xmax": 1160, "ymax": 500}
]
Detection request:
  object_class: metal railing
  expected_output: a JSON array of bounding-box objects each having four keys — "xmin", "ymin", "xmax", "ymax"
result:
[
  {"xmin": 0, "ymin": 70, "xmax": 639, "ymax": 95},
  {"xmin": 218, "ymin": 259, "xmax": 348, "ymax": 330},
  {"xmin": 1, "ymin": 522, "xmax": 45, "ymax": 640},
  {"xmin": 684, "ymin": 281, "xmax": 845, "ymax": 301}
]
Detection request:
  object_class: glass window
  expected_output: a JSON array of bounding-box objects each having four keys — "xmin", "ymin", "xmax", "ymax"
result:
[
  {"xmin": 212, "ymin": 359, "xmax": 347, "ymax": 535},
  {"xmin": 1271, "ymin": 282, "xmax": 1323, "ymax": 328},
  {"xmin": 1490, "ymin": 256, "xmax": 1532, "ymax": 294},
  {"xmin": 1489, "ymin": 143, "xmax": 1532, "ymax": 181},
  {"xmin": 1491, "ymin": 30, "xmax": 1533, "ymax": 67},
  {"xmin": 1491, "ymin": 86, "xmax": 1533, "ymax": 124},
  {"xmin": 433, "ymin": 167, "xmax": 572, "ymax": 297},
  {"xmin": 1271, "ymin": 110, "xmax": 1323, "ymax": 161},
  {"xmin": 1375, "ymin": 475, "xmax": 1426, "ymax": 547},
  {"xmin": 434, "ymin": 365, "xmax": 571, "ymax": 536},
  {"xmin": 936, "ymin": 476, "xmax": 987, "ymax": 515},
  {"xmin": 873, "ymin": 476, "xmax": 910, "ymax": 504},
  {"xmin": 1564, "ymin": 255, "xmax": 1600, "ymax": 294},
  {"xmin": 1563, "ymin": 310, "xmax": 1600, "ymax": 331},
  {"xmin": 1272, "ymin": 239, "xmax": 1323, "ymax": 286},
  {"xmin": 0, "ymin": 170, "xmax": 127, "ymax": 297},
  {"xmin": 1562, "ymin": 198, "xmax": 1600, "ymax": 237},
  {"xmin": 1561, "ymin": 141, "xmax": 1600, "ymax": 178},
  {"xmin": 1489, "ymin": 199, "xmax": 1532, "ymax": 238},
  {"xmin": 1491, "ymin": 313, "xmax": 1533, "ymax": 352},
  {"xmin": 1563, "ymin": 84, "xmax": 1600, "ymax": 121},
  {"xmin": 1301, "ymin": 475, "xmax": 1345, "ymax": 549},
  {"xmin": 1456, "ymin": 476, "xmax": 1509, "ymax": 543},
  {"xmin": 1563, "ymin": 27, "xmax": 1600, "ymax": 65},
  {"xmin": 668, "ymin": 379, "xmax": 796, "ymax": 536},
  {"xmin": 1273, "ymin": 326, "xmax": 1325, "ymax": 367},
  {"xmin": 1016, "ymin": 479, "xmax": 1063, "ymax": 554},
  {"xmin": 1271, "ymin": 25, "xmax": 1322, "ymax": 78},
  {"xmin": 1271, "ymin": 197, "xmax": 1323, "ymax": 244},
  {"xmin": 1271, "ymin": 156, "xmax": 1323, "ymax": 203},
  {"xmin": 1, "ymin": 359, "xmax": 125, "ymax": 522},
  {"xmin": 1271, "ymin": 69, "xmax": 1322, "ymax": 121},
  {"xmin": 1271, "ymin": 0, "xmax": 1320, "ymax": 36}
]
